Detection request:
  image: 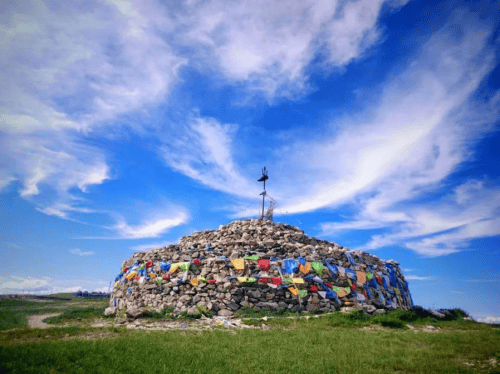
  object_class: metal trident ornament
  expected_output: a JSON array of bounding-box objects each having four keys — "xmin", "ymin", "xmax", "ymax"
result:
[{"xmin": 258, "ymin": 167, "xmax": 268, "ymax": 219}]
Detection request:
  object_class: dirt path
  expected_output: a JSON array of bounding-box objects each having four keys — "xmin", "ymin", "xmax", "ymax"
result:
[{"xmin": 28, "ymin": 313, "xmax": 61, "ymax": 328}]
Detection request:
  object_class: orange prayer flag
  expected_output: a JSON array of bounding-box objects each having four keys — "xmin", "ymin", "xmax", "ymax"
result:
[
  {"xmin": 356, "ymin": 271, "xmax": 366, "ymax": 284},
  {"xmin": 299, "ymin": 262, "xmax": 311, "ymax": 273}
]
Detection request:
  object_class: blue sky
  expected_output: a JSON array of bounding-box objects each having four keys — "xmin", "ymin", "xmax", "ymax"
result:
[{"xmin": 1, "ymin": 0, "xmax": 499, "ymax": 322}]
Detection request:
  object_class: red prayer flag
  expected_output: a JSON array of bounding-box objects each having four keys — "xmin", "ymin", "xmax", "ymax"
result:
[
  {"xmin": 134, "ymin": 275, "xmax": 140, "ymax": 281},
  {"xmin": 208, "ymin": 279, "xmax": 216, "ymax": 283},
  {"xmin": 351, "ymin": 283, "xmax": 357, "ymax": 291},
  {"xmin": 192, "ymin": 259, "xmax": 202, "ymax": 266},
  {"xmin": 271, "ymin": 277, "xmax": 282, "ymax": 285},
  {"xmin": 259, "ymin": 278, "xmax": 269, "ymax": 284},
  {"xmin": 309, "ymin": 286, "xmax": 318, "ymax": 292},
  {"xmin": 257, "ymin": 259, "xmax": 271, "ymax": 271},
  {"xmin": 146, "ymin": 260, "xmax": 153, "ymax": 268},
  {"xmin": 162, "ymin": 274, "xmax": 169, "ymax": 280},
  {"xmin": 376, "ymin": 277, "xmax": 383, "ymax": 285}
]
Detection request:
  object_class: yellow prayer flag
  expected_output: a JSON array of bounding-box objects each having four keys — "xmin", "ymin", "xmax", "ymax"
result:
[
  {"xmin": 126, "ymin": 271, "xmax": 137, "ymax": 280},
  {"xmin": 169, "ymin": 263, "xmax": 180, "ymax": 274},
  {"xmin": 394, "ymin": 288, "xmax": 400, "ymax": 294},
  {"xmin": 232, "ymin": 259, "xmax": 245, "ymax": 270},
  {"xmin": 292, "ymin": 278, "xmax": 304, "ymax": 284},
  {"xmin": 289, "ymin": 287, "xmax": 299, "ymax": 296},
  {"xmin": 299, "ymin": 262, "xmax": 311, "ymax": 273},
  {"xmin": 356, "ymin": 271, "xmax": 366, "ymax": 284},
  {"xmin": 237, "ymin": 277, "xmax": 248, "ymax": 283}
]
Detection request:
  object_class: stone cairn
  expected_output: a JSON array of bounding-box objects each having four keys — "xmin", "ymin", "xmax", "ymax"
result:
[{"xmin": 109, "ymin": 219, "xmax": 413, "ymax": 318}]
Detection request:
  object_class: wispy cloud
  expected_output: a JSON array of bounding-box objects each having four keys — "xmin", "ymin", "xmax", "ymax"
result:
[
  {"xmin": 160, "ymin": 116, "xmax": 259, "ymax": 198},
  {"xmin": 70, "ymin": 248, "xmax": 95, "ymax": 256},
  {"xmin": 130, "ymin": 241, "xmax": 176, "ymax": 252},
  {"xmin": 0, "ymin": 0, "xmax": 184, "ymax": 222},
  {"xmin": 274, "ymin": 11, "xmax": 498, "ymax": 215},
  {"xmin": 464, "ymin": 279, "xmax": 500, "ymax": 283},
  {"xmin": 177, "ymin": 0, "xmax": 408, "ymax": 99},
  {"xmin": 405, "ymin": 275, "xmax": 435, "ymax": 281},
  {"xmin": 114, "ymin": 211, "xmax": 189, "ymax": 239}
]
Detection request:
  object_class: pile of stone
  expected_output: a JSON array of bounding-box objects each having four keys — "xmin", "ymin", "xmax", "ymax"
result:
[{"xmin": 108, "ymin": 219, "xmax": 413, "ymax": 318}]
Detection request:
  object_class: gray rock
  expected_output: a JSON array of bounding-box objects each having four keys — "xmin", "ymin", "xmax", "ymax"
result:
[
  {"xmin": 104, "ymin": 307, "xmax": 116, "ymax": 316},
  {"xmin": 218, "ymin": 309, "xmax": 234, "ymax": 317},
  {"xmin": 362, "ymin": 305, "xmax": 376, "ymax": 314},
  {"xmin": 429, "ymin": 309, "xmax": 445, "ymax": 319},
  {"xmin": 256, "ymin": 302, "xmax": 279, "ymax": 310},
  {"xmin": 227, "ymin": 302, "xmax": 240, "ymax": 311},
  {"xmin": 126, "ymin": 306, "xmax": 147, "ymax": 318},
  {"xmin": 187, "ymin": 306, "xmax": 201, "ymax": 315}
]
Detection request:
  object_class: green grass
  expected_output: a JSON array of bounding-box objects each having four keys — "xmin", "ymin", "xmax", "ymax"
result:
[
  {"xmin": 0, "ymin": 319, "xmax": 498, "ymax": 373},
  {"xmin": 1, "ymin": 297, "xmax": 499, "ymax": 373},
  {"xmin": 0, "ymin": 295, "xmax": 109, "ymax": 330}
]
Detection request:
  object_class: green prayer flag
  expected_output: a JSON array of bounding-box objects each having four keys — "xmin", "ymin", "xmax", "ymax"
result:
[
  {"xmin": 332, "ymin": 286, "xmax": 341, "ymax": 293},
  {"xmin": 179, "ymin": 262, "xmax": 190, "ymax": 271},
  {"xmin": 298, "ymin": 289, "xmax": 308, "ymax": 298},
  {"xmin": 284, "ymin": 278, "xmax": 293, "ymax": 284},
  {"xmin": 247, "ymin": 277, "xmax": 256, "ymax": 283},
  {"xmin": 155, "ymin": 278, "xmax": 163, "ymax": 284},
  {"xmin": 244, "ymin": 255, "xmax": 261, "ymax": 260},
  {"xmin": 366, "ymin": 272, "xmax": 373, "ymax": 280},
  {"xmin": 312, "ymin": 262, "xmax": 323, "ymax": 275}
]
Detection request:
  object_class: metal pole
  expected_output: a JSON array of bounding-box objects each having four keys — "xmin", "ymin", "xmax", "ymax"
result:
[{"xmin": 261, "ymin": 179, "xmax": 266, "ymax": 219}]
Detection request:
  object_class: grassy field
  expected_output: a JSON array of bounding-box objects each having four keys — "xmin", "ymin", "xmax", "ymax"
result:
[
  {"xmin": 0, "ymin": 294, "xmax": 109, "ymax": 331},
  {"xmin": 0, "ymin": 296, "xmax": 499, "ymax": 374}
]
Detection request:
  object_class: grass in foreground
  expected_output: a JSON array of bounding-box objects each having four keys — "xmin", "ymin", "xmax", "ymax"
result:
[{"xmin": 0, "ymin": 317, "xmax": 499, "ymax": 374}]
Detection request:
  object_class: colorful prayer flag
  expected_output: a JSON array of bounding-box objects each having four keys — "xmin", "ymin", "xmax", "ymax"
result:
[
  {"xmin": 312, "ymin": 262, "xmax": 323, "ymax": 275},
  {"xmin": 232, "ymin": 259, "xmax": 245, "ymax": 270},
  {"xmin": 356, "ymin": 271, "xmax": 366, "ymax": 284},
  {"xmin": 299, "ymin": 262, "xmax": 311, "ymax": 273},
  {"xmin": 257, "ymin": 259, "xmax": 271, "ymax": 271}
]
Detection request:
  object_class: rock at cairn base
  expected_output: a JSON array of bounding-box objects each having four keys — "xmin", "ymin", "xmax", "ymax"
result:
[{"xmin": 109, "ymin": 219, "xmax": 413, "ymax": 317}]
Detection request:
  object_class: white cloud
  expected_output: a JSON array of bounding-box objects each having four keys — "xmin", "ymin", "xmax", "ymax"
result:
[
  {"xmin": 346, "ymin": 181, "xmax": 500, "ymax": 257},
  {"xmin": 114, "ymin": 211, "xmax": 189, "ymax": 239},
  {"xmin": 161, "ymin": 116, "xmax": 260, "ymax": 198},
  {"xmin": 0, "ymin": 275, "xmax": 109, "ymax": 295},
  {"xmin": 0, "ymin": 0, "xmax": 184, "ymax": 221},
  {"xmin": 405, "ymin": 275, "xmax": 434, "ymax": 281},
  {"xmin": 178, "ymin": 0, "xmax": 408, "ymax": 99},
  {"xmin": 477, "ymin": 316, "xmax": 500, "ymax": 324},
  {"xmin": 0, "ymin": 131, "xmax": 110, "ymax": 220},
  {"xmin": 70, "ymin": 248, "xmax": 95, "ymax": 256},
  {"xmin": 130, "ymin": 242, "xmax": 176, "ymax": 252},
  {"xmin": 273, "ymin": 11, "xmax": 498, "ymax": 215}
]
